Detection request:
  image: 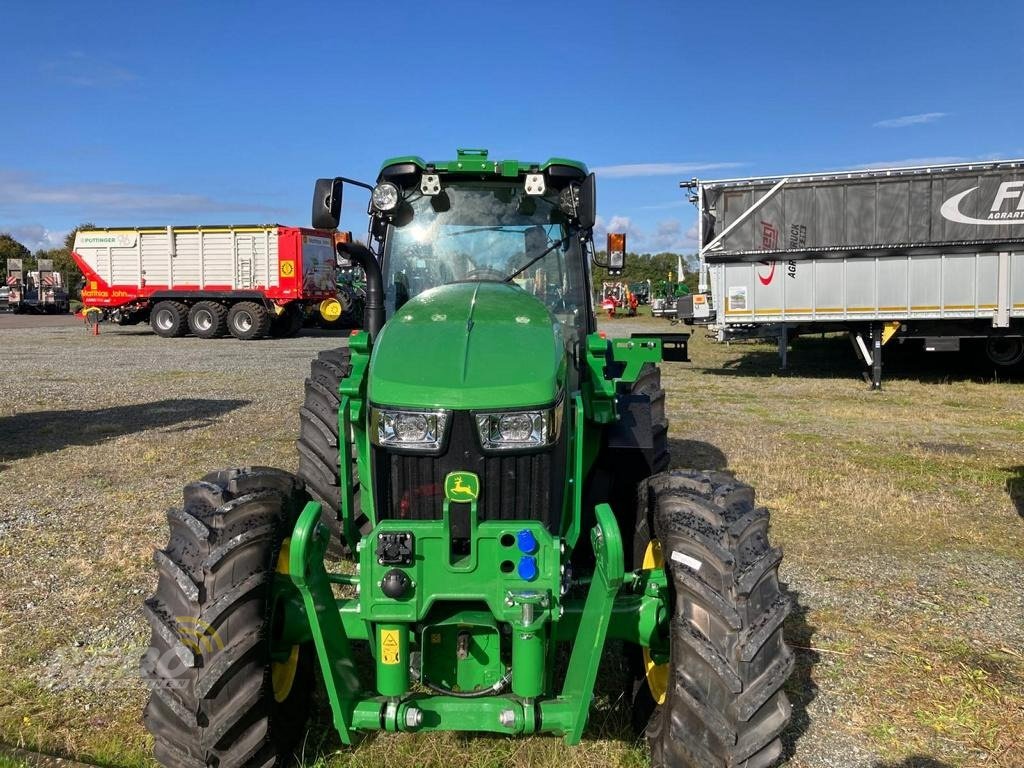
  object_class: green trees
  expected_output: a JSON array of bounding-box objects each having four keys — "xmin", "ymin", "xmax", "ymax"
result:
[
  {"xmin": 592, "ymin": 251, "xmax": 699, "ymax": 292},
  {"xmin": 0, "ymin": 233, "xmax": 33, "ymax": 273}
]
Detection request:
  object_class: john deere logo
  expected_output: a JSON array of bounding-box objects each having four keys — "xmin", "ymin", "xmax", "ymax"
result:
[{"xmin": 444, "ymin": 471, "xmax": 479, "ymax": 502}]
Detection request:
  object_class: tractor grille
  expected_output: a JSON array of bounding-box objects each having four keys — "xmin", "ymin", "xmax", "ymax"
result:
[{"xmin": 374, "ymin": 411, "xmax": 565, "ymax": 531}]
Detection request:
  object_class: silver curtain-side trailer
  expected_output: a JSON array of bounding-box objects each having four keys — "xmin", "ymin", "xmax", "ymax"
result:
[{"xmin": 682, "ymin": 159, "xmax": 1024, "ymax": 386}]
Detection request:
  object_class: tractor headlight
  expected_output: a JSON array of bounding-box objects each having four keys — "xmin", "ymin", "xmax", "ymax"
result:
[
  {"xmin": 475, "ymin": 407, "xmax": 561, "ymax": 451},
  {"xmin": 371, "ymin": 181, "xmax": 400, "ymax": 212},
  {"xmin": 371, "ymin": 408, "xmax": 450, "ymax": 451}
]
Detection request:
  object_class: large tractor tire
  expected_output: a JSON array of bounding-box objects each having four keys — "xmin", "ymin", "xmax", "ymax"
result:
[
  {"xmin": 295, "ymin": 348, "xmax": 370, "ymax": 558},
  {"xmin": 227, "ymin": 302, "xmax": 271, "ymax": 340},
  {"xmin": 151, "ymin": 301, "xmax": 189, "ymax": 338},
  {"xmin": 639, "ymin": 469, "xmax": 794, "ymax": 768},
  {"xmin": 140, "ymin": 467, "xmax": 313, "ymax": 768},
  {"xmin": 187, "ymin": 301, "xmax": 228, "ymax": 339}
]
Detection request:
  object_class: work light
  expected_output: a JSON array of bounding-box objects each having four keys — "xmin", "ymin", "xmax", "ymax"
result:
[
  {"xmin": 371, "ymin": 408, "xmax": 449, "ymax": 451},
  {"xmin": 371, "ymin": 181, "xmax": 400, "ymax": 212},
  {"xmin": 475, "ymin": 407, "xmax": 561, "ymax": 450}
]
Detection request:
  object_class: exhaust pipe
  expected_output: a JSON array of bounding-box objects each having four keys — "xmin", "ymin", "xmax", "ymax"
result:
[{"xmin": 338, "ymin": 242, "xmax": 385, "ymax": 341}]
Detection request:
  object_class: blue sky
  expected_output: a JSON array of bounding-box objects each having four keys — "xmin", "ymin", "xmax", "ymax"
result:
[{"xmin": 2, "ymin": 0, "xmax": 1022, "ymax": 253}]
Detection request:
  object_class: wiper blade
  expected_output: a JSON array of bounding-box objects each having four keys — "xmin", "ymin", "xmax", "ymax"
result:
[
  {"xmin": 444, "ymin": 226, "xmax": 522, "ymax": 237},
  {"xmin": 503, "ymin": 237, "xmax": 567, "ymax": 283}
]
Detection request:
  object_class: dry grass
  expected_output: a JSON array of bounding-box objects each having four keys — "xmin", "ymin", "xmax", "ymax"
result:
[{"xmin": 1, "ymin": 320, "xmax": 1022, "ymax": 768}]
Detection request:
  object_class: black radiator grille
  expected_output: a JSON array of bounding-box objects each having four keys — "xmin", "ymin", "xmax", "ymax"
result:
[{"xmin": 374, "ymin": 410, "xmax": 565, "ymax": 531}]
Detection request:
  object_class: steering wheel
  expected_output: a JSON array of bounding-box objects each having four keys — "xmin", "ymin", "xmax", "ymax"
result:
[{"xmin": 464, "ymin": 267, "xmax": 506, "ymax": 281}]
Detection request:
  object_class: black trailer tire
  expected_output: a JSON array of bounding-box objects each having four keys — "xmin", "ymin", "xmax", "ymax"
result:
[
  {"xmin": 644, "ymin": 469, "xmax": 794, "ymax": 768},
  {"xmin": 151, "ymin": 301, "xmax": 189, "ymax": 338},
  {"xmin": 269, "ymin": 304, "xmax": 305, "ymax": 338},
  {"xmin": 296, "ymin": 348, "xmax": 370, "ymax": 559},
  {"xmin": 140, "ymin": 467, "xmax": 313, "ymax": 768},
  {"xmin": 227, "ymin": 301, "xmax": 271, "ymax": 340},
  {"xmin": 187, "ymin": 301, "xmax": 228, "ymax": 339},
  {"xmin": 985, "ymin": 336, "xmax": 1024, "ymax": 367}
]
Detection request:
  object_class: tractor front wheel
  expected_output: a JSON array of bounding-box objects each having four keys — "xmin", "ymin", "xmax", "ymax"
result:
[
  {"xmin": 296, "ymin": 347, "xmax": 370, "ymax": 558},
  {"xmin": 642, "ymin": 469, "xmax": 794, "ymax": 768},
  {"xmin": 140, "ymin": 467, "xmax": 313, "ymax": 768}
]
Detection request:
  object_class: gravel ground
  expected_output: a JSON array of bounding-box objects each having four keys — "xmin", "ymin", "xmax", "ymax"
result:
[{"xmin": 1, "ymin": 318, "xmax": 1021, "ymax": 768}]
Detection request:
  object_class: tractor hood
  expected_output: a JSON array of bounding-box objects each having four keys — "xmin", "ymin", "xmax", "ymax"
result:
[{"xmin": 368, "ymin": 282, "xmax": 566, "ymax": 410}]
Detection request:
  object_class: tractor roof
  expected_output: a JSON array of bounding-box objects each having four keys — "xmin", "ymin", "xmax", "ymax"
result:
[{"xmin": 378, "ymin": 148, "xmax": 587, "ymax": 180}]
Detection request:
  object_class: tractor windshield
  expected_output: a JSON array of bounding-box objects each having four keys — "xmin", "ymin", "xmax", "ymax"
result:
[{"xmin": 382, "ymin": 183, "xmax": 589, "ymax": 324}]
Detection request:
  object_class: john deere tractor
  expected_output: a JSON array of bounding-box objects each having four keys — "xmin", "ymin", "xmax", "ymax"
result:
[{"xmin": 141, "ymin": 149, "xmax": 793, "ymax": 768}]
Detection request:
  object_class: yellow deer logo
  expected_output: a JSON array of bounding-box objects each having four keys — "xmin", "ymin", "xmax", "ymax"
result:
[{"xmin": 444, "ymin": 471, "xmax": 480, "ymax": 502}]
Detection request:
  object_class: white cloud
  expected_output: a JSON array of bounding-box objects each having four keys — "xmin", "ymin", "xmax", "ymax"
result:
[
  {"xmin": 41, "ymin": 52, "xmax": 138, "ymax": 88},
  {"xmin": 0, "ymin": 170, "xmax": 284, "ymax": 219},
  {"xmin": 592, "ymin": 161, "xmax": 745, "ymax": 178},
  {"xmin": 873, "ymin": 112, "xmax": 948, "ymax": 129},
  {"xmin": 594, "ymin": 215, "xmax": 699, "ymax": 254},
  {"xmin": 841, "ymin": 155, "xmax": 993, "ymax": 171},
  {"xmin": 3, "ymin": 224, "xmax": 68, "ymax": 252}
]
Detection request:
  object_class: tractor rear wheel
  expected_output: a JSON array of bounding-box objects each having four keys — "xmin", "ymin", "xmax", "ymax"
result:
[
  {"xmin": 642, "ymin": 469, "xmax": 794, "ymax": 768},
  {"xmin": 227, "ymin": 302, "xmax": 271, "ymax": 340},
  {"xmin": 140, "ymin": 467, "xmax": 313, "ymax": 768},
  {"xmin": 296, "ymin": 347, "xmax": 370, "ymax": 558},
  {"xmin": 187, "ymin": 301, "xmax": 228, "ymax": 339},
  {"xmin": 269, "ymin": 304, "xmax": 305, "ymax": 338},
  {"xmin": 151, "ymin": 301, "xmax": 188, "ymax": 338}
]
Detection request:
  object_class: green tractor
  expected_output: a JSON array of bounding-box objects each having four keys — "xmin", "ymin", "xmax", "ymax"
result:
[{"xmin": 140, "ymin": 149, "xmax": 793, "ymax": 768}]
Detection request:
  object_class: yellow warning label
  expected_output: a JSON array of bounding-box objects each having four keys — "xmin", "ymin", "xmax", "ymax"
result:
[
  {"xmin": 279, "ymin": 260, "xmax": 295, "ymax": 277},
  {"xmin": 381, "ymin": 629, "xmax": 400, "ymax": 665}
]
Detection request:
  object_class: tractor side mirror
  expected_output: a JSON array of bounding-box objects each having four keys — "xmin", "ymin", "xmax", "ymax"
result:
[
  {"xmin": 577, "ymin": 172, "xmax": 596, "ymax": 231},
  {"xmin": 312, "ymin": 177, "xmax": 343, "ymax": 230}
]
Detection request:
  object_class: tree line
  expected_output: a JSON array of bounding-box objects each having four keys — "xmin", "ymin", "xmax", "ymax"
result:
[
  {"xmin": 0, "ymin": 225, "xmax": 93, "ymax": 298},
  {"xmin": 592, "ymin": 250, "xmax": 700, "ymax": 292}
]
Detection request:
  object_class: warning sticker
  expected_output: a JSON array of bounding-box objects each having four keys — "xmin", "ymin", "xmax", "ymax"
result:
[
  {"xmin": 279, "ymin": 259, "xmax": 295, "ymax": 277},
  {"xmin": 380, "ymin": 629, "xmax": 400, "ymax": 665},
  {"xmin": 727, "ymin": 286, "xmax": 747, "ymax": 311}
]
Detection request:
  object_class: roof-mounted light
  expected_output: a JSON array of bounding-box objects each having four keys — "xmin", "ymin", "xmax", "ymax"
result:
[{"xmin": 371, "ymin": 181, "xmax": 400, "ymax": 212}]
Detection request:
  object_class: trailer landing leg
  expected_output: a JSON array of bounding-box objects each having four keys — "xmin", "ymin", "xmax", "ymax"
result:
[{"xmin": 850, "ymin": 326, "xmax": 883, "ymax": 390}]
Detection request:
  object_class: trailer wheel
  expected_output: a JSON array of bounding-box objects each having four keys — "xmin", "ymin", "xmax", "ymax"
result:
[
  {"xmin": 140, "ymin": 467, "xmax": 313, "ymax": 768},
  {"xmin": 227, "ymin": 301, "xmax": 271, "ymax": 340},
  {"xmin": 188, "ymin": 301, "xmax": 228, "ymax": 339},
  {"xmin": 151, "ymin": 301, "xmax": 188, "ymax": 338},
  {"xmin": 986, "ymin": 336, "xmax": 1024, "ymax": 367},
  {"xmin": 296, "ymin": 348, "xmax": 370, "ymax": 559},
  {"xmin": 642, "ymin": 469, "xmax": 794, "ymax": 768},
  {"xmin": 269, "ymin": 304, "xmax": 304, "ymax": 338}
]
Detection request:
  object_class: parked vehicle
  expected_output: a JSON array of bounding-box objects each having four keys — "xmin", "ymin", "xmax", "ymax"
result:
[
  {"xmin": 4, "ymin": 258, "xmax": 70, "ymax": 313},
  {"xmin": 72, "ymin": 224, "xmax": 337, "ymax": 339},
  {"xmin": 681, "ymin": 159, "xmax": 1024, "ymax": 385},
  {"xmin": 139, "ymin": 149, "xmax": 784, "ymax": 768}
]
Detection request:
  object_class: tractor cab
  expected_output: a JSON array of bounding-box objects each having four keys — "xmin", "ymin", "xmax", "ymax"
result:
[{"xmin": 313, "ymin": 148, "xmax": 623, "ymax": 345}]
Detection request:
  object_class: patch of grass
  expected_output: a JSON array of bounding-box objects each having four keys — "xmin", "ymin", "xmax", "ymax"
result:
[{"xmin": 853, "ymin": 637, "xmax": 1022, "ymax": 765}]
